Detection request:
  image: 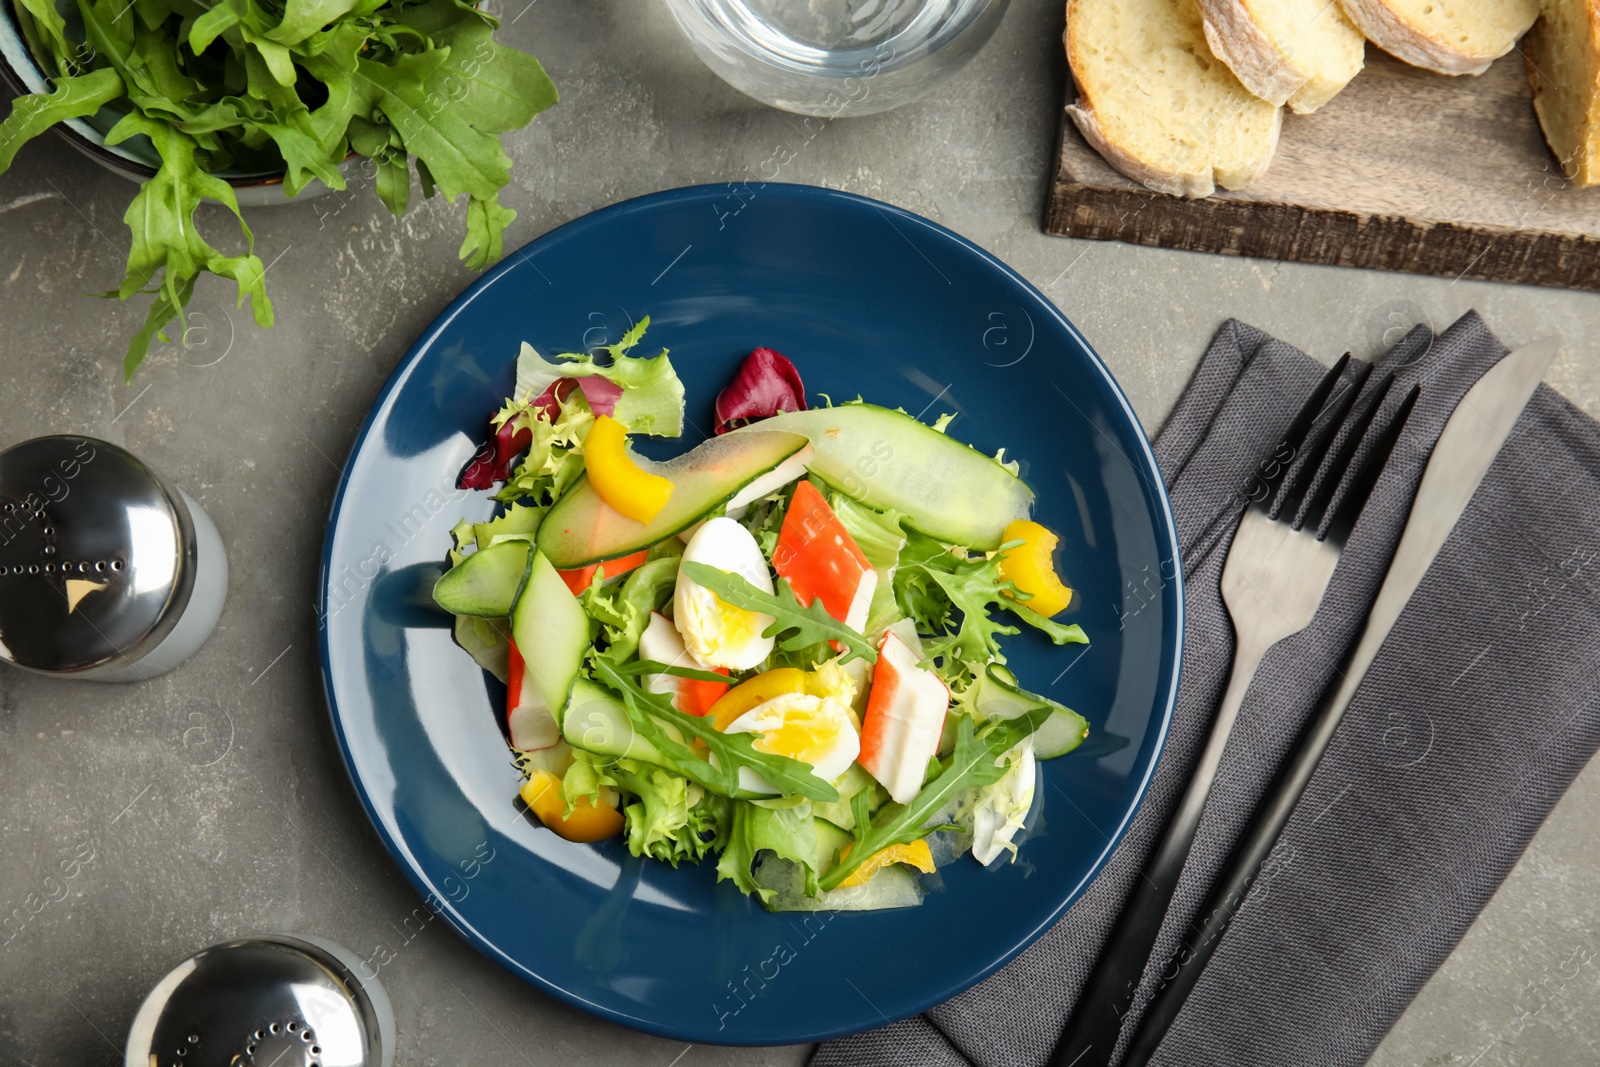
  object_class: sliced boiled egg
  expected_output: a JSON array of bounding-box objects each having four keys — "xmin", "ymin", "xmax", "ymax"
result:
[
  {"xmin": 724, "ymin": 691, "xmax": 861, "ymax": 793},
  {"xmin": 674, "ymin": 517, "xmax": 776, "ymax": 670}
]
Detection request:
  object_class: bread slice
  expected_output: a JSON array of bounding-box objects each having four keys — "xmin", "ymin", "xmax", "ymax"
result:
[
  {"xmin": 1197, "ymin": 0, "xmax": 1366, "ymax": 112},
  {"xmin": 1336, "ymin": 0, "xmax": 1539, "ymax": 74},
  {"xmin": 1065, "ymin": 0, "xmax": 1283, "ymax": 197},
  {"xmin": 1525, "ymin": 0, "xmax": 1600, "ymax": 186}
]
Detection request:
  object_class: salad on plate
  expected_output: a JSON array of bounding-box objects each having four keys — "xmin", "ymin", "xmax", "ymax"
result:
[{"xmin": 433, "ymin": 318, "xmax": 1090, "ymax": 911}]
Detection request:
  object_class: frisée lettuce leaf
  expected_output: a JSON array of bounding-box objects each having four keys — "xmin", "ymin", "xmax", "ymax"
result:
[
  {"xmin": 894, "ymin": 529, "xmax": 1087, "ymax": 689},
  {"xmin": 511, "ymin": 316, "xmax": 686, "ymax": 437}
]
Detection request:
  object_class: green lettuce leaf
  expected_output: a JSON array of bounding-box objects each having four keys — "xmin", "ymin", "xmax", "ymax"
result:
[
  {"xmin": 717, "ymin": 799, "xmax": 819, "ymax": 902},
  {"xmin": 493, "ymin": 389, "xmax": 595, "ymax": 505},
  {"xmin": 577, "ymin": 553, "xmax": 680, "ymax": 662}
]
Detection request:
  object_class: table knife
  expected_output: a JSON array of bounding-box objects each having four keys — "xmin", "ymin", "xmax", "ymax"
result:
[{"xmin": 1114, "ymin": 336, "xmax": 1559, "ymax": 1065}]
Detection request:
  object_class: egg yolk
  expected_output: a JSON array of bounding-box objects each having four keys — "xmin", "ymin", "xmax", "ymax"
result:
[
  {"xmin": 742, "ymin": 694, "xmax": 848, "ymax": 766},
  {"xmin": 683, "ymin": 587, "xmax": 763, "ymax": 662}
]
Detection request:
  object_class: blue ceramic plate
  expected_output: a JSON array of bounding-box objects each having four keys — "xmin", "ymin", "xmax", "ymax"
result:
[{"xmin": 319, "ymin": 184, "xmax": 1182, "ymax": 1045}]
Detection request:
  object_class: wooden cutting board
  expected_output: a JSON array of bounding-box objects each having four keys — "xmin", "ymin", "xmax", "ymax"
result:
[{"xmin": 1044, "ymin": 48, "xmax": 1600, "ymax": 290}]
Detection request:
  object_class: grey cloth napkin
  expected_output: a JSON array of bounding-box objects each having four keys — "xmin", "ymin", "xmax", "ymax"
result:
[{"xmin": 812, "ymin": 312, "xmax": 1600, "ymax": 1067}]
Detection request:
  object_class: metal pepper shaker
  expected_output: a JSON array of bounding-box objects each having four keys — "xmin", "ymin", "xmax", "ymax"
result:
[
  {"xmin": 123, "ymin": 934, "xmax": 396, "ymax": 1067},
  {"xmin": 0, "ymin": 435, "xmax": 228, "ymax": 680}
]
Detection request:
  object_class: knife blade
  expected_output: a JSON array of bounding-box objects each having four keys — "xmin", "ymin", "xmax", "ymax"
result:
[{"xmin": 1116, "ymin": 336, "xmax": 1559, "ymax": 1066}]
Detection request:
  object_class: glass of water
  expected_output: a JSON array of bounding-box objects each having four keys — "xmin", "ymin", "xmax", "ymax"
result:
[{"xmin": 661, "ymin": 0, "xmax": 1010, "ymax": 118}]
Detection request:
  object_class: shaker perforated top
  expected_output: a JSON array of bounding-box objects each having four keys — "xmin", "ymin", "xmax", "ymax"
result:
[
  {"xmin": 122, "ymin": 935, "xmax": 392, "ymax": 1067},
  {"xmin": 0, "ymin": 435, "xmax": 197, "ymax": 674}
]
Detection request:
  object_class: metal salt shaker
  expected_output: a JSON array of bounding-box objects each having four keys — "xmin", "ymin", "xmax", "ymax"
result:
[
  {"xmin": 0, "ymin": 435, "xmax": 228, "ymax": 680},
  {"xmin": 123, "ymin": 934, "xmax": 396, "ymax": 1067}
]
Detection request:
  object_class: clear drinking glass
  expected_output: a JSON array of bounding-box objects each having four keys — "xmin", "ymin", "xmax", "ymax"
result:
[{"xmin": 661, "ymin": 0, "xmax": 1010, "ymax": 118}]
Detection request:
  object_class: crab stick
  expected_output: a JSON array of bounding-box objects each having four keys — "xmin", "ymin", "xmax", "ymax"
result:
[
  {"xmin": 557, "ymin": 549, "xmax": 649, "ymax": 596},
  {"xmin": 638, "ymin": 611, "xmax": 729, "ymax": 715},
  {"xmin": 507, "ymin": 640, "xmax": 562, "ymax": 750},
  {"xmin": 772, "ymin": 480, "xmax": 877, "ymax": 634},
  {"xmin": 858, "ymin": 631, "xmax": 950, "ymax": 803}
]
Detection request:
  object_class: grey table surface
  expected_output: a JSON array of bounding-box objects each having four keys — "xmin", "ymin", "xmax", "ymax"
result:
[{"xmin": 1, "ymin": 1, "xmax": 1597, "ymax": 1064}]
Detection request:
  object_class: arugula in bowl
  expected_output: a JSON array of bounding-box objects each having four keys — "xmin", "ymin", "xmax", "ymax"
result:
[{"xmin": 0, "ymin": 0, "xmax": 556, "ymax": 376}]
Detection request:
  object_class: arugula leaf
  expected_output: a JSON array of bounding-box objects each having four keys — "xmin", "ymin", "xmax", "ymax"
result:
[
  {"xmin": 373, "ymin": 150, "xmax": 411, "ymax": 215},
  {"xmin": 15, "ymin": 0, "xmax": 79, "ymax": 77},
  {"xmin": 679, "ymin": 562, "xmax": 878, "ymax": 666},
  {"xmin": 0, "ymin": 69, "xmax": 123, "ymax": 172},
  {"xmin": 188, "ymin": 6, "xmax": 241, "ymax": 53},
  {"xmin": 356, "ymin": 49, "xmax": 511, "ymax": 202},
  {"xmin": 818, "ymin": 709, "xmax": 1051, "ymax": 891},
  {"xmin": 412, "ymin": 3, "xmax": 556, "ymax": 136},
  {"xmin": 460, "ymin": 193, "xmax": 515, "ymax": 271},
  {"xmin": 106, "ymin": 111, "xmax": 273, "ymax": 379},
  {"xmin": 591, "ymin": 656, "xmax": 838, "ymax": 803},
  {"xmin": 0, "ymin": 0, "xmax": 557, "ymax": 377},
  {"xmin": 620, "ymin": 659, "xmax": 732, "ymax": 684},
  {"xmin": 265, "ymin": 0, "xmax": 366, "ymax": 46}
]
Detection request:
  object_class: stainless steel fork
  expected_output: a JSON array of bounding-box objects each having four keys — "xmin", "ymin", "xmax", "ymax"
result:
[{"xmin": 1049, "ymin": 356, "xmax": 1421, "ymax": 1067}]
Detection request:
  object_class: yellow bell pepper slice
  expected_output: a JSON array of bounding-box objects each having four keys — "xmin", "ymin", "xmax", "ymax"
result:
[
  {"xmin": 520, "ymin": 770, "xmax": 624, "ymax": 843},
  {"xmin": 836, "ymin": 839, "xmax": 936, "ymax": 888},
  {"xmin": 706, "ymin": 667, "xmax": 811, "ymax": 732},
  {"xmin": 997, "ymin": 519, "xmax": 1073, "ymax": 617},
  {"xmin": 585, "ymin": 415, "xmax": 674, "ymax": 523}
]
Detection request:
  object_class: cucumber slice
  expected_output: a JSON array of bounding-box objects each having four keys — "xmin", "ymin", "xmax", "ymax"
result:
[
  {"xmin": 813, "ymin": 817, "xmax": 853, "ymax": 870},
  {"xmin": 474, "ymin": 501, "xmax": 543, "ymax": 551},
  {"xmin": 812, "ymin": 763, "xmax": 879, "ymax": 831},
  {"xmin": 753, "ymin": 854, "xmax": 924, "ymax": 912},
  {"xmin": 537, "ymin": 430, "xmax": 809, "ymax": 568},
  {"xmin": 561, "ymin": 677, "xmax": 669, "ymax": 765},
  {"xmin": 434, "ymin": 540, "xmax": 530, "ymax": 618},
  {"xmin": 977, "ymin": 665, "xmax": 1089, "ymax": 760},
  {"xmin": 737, "ymin": 404, "xmax": 1033, "ymax": 550},
  {"xmin": 510, "ymin": 549, "xmax": 591, "ymax": 718}
]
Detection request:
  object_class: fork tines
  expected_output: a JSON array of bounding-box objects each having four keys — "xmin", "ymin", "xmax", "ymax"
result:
[
  {"xmin": 1184, "ymin": 352, "xmax": 1355, "ymax": 572},
  {"xmin": 1274, "ymin": 366, "xmax": 1390, "ymax": 529},
  {"xmin": 1183, "ymin": 354, "xmax": 1426, "ymax": 571},
  {"xmin": 1314, "ymin": 381, "xmax": 1421, "ymax": 541}
]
